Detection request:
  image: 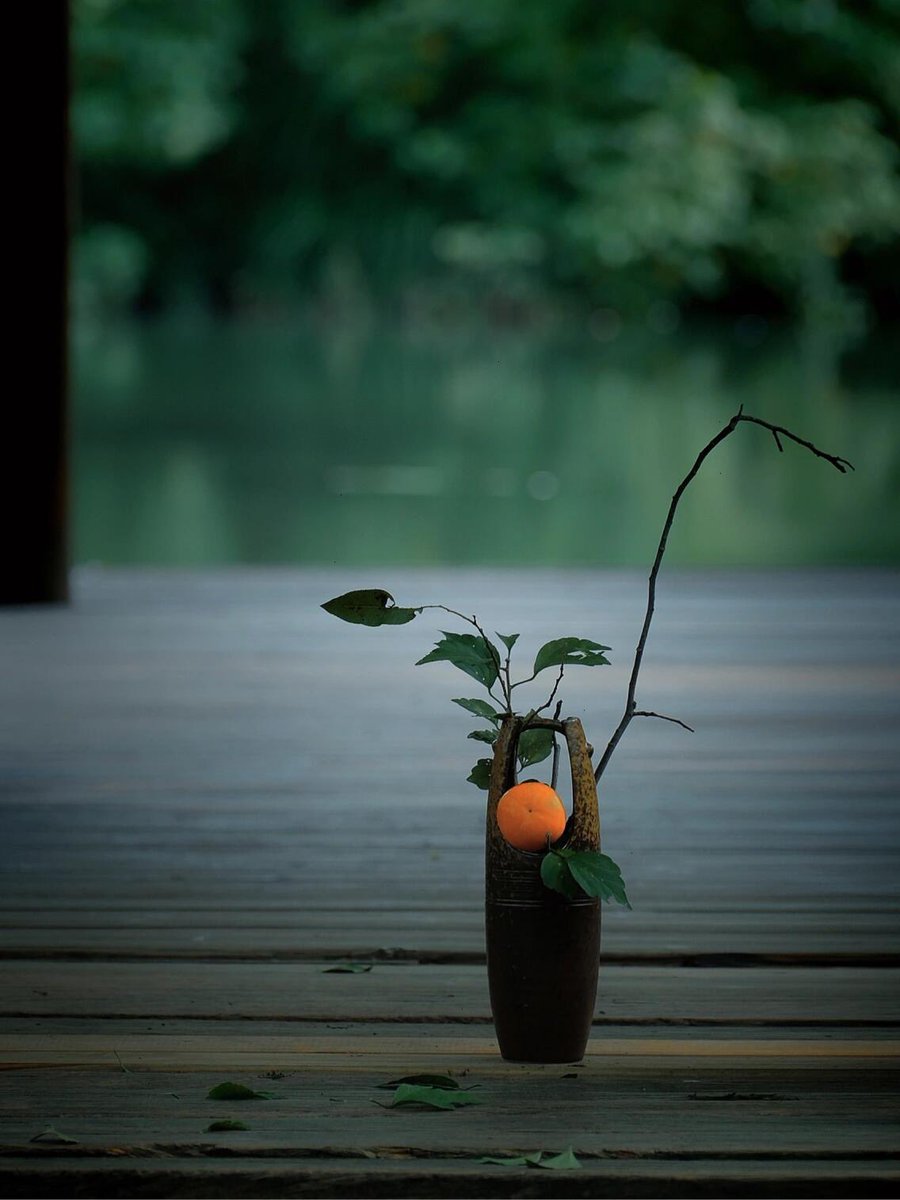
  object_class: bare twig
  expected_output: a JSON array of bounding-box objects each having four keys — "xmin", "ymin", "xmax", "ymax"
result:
[
  {"xmin": 633, "ymin": 709, "xmax": 695, "ymax": 733},
  {"xmin": 532, "ymin": 665, "xmax": 565, "ymax": 718},
  {"xmin": 593, "ymin": 408, "xmax": 851, "ymax": 783},
  {"xmin": 740, "ymin": 414, "xmax": 853, "ymax": 473}
]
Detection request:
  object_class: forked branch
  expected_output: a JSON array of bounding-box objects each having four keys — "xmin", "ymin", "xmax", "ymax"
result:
[{"xmin": 593, "ymin": 408, "xmax": 852, "ymax": 783}]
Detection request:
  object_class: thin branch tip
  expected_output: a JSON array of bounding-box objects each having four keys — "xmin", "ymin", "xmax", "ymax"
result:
[
  {"xmin": 594, "ymin": 408, "xmax": 849, "ymax": 783},
  {"xmin": 634, "ymin": 709, "xmax": 695, "ymax": 733}
]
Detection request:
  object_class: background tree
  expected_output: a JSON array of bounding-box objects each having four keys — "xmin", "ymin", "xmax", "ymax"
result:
[{"xmin": 73, "ymin": 0, "xmax": 900, "ymax": 329}]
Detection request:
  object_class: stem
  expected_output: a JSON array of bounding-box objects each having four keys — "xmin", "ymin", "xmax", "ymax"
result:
[
  {"xmin": 634, "ymin": 709, "xmax": 695, "ymax": 733},
  {"xmin": 509, "ymin": 670, "xmax": 539, "ymax": 691},
  {"xmin": 531, "ymin": 664, "xmax": 565, "ymax": 718},
  {"xmin": 503, "ymin": 644, "xmax": 514, "ymax": 710},
  {"xmin": 593, "ymin": 409, "xmax": 852, "ymax": 783},
  {"xmin": 469, "ymin": 611, "xmax": 508, "ymax": 711},
  {"xmin": 550, "ymin": 701, "xmax": 563, "ymax": 789},
  {"xmin": 421, "ymin": 604, "xmax": 511, "ymax": 712}
]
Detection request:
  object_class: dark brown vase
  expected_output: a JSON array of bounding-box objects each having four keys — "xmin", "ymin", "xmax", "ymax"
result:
[{"xmin": 485, "ymin": 715, "xmax": 601, "ymax": 1063}]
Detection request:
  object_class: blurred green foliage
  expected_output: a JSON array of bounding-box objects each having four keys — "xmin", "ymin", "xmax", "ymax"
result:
[{"xmin": 73, "ymin": 0, "xmax": 900, "ymax": 329}]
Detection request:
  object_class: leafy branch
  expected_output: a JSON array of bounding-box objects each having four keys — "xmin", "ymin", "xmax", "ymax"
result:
[
  {"xmin": 592, "ymin": 407, "xmax": 853, "ymax": 783},
  {"xmin": 321, "ymin": 588, "xmax": 610, "ymax": 780}
]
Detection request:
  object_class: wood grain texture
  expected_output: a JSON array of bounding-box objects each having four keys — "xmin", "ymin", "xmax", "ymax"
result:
[
  {"xmin": 3, "ymin": 1062, "xmax": 899, "ymax": 1155},
  {"xmin": 1, "ymin": 908, "xmax": 897, "ymax": 958},
  {"xmin": 2, "ymin": 962, "xmax": 898, "ymax": 1024},
  {"xmin": 4, "ymin": 1033, "xmax": 899, "ymax": 1070},
  {"xmin": 2, "ymin": 1158, "xmax": 899, "ymax": 1200}
]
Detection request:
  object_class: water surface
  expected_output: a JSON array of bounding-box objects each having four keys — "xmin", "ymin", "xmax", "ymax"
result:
[{"xmin": 72, "ymin": 317, "xmax": 899, "ymax": 566}]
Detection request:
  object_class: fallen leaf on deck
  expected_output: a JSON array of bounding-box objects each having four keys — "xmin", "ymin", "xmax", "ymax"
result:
[
  {"xmin": 382, "ymin": 1084, "xmax": 483, "ymax": 1110},
  {"xmin": 377, "ymin": 1074, "xmax": 460, "ymax": 1090},
  {"xmin": 480, "ymin": 1147, "xmax": 582, "ymax": 1169},
  {"xmin": 207, "ymin": 1082, "xmax": 271, "ymax": 1101},
  {"xmin": 30, "ymin": 1127, "xmax": 79, "ymax": 1145}
]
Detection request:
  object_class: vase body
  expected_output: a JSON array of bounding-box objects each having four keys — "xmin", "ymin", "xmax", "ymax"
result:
[{"xmin": 485, "ymin": 716, "xmax": 601, "ymax": 1063}]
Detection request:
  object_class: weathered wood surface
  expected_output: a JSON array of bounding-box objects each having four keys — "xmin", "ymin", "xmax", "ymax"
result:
[
  {"xmin": 1, "ymin": 567, "xmax": 899, "ymax": 1196},
  {"xmin": 2, "ymin": 962, "xmax": 899, "ymax": 1024},
  {"xmin": 1, "ymin": 908, "xmax": 898, "ymax": 959}
]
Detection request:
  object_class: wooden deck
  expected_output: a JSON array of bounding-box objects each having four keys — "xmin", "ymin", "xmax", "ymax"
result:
[{"xmin": 1, "ymin": 566, "xmax": 898, "ymax": 1197}]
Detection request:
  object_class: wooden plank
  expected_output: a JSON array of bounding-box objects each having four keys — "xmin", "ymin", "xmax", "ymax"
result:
[
  {"xmin": 7, "ymin": 1017, "xmax": 900, "ymax": 1044},
  {"xmin": 2, "ymin": 1156, "xmax": 898, "ymax": 1200},
  {"xmin": 1, "ymin": 1062, "xmax": 897, "ymax": 1156},
  {"xmin": 2, "ymin": 963, "xmax": 898, "ymax": 1024},
  {"xmin": 3, "ymin": 1033, "xmax": 899, "ymax": 1070},
  {"xmin": 1, "ymin": 908, "xmax": 897, "ymax": 959}
]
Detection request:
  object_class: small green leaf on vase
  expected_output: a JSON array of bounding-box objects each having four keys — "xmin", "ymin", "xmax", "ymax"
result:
[
  {"xmin": 497, "ymin": 633, "xmax": 520, "ymax": 652},
  {"xmin": 452, "ymin": 697, "xmax": 502, "ymax": 723},
  {"xmin": 467, "ymin": 758, "xmax": 493, "ymax": 790},
  {"xmin": 416, "ymin": 632, "xmax": 500, "ymax": 689},
  {"xmin": 321, "ymin": 589, "xmax": 419, "ymax": 626},
  {"xmin": 533, "ymin": 637, "xmax": 611, "ymax": 675},
  {"xmin": 207, "ymin": 1082, "xmax": 271, "ymax": 1101},
  {"xmin": 517, "ymin": 727, "xmax": 555, "ymax": 767},
  {"xmin": 468, "ymin": 729, "xmax": 497, "ymax": 745},
  {"xmin": 540, "ymin": 851, "xmax": 583, "ymax": 899},
  {"xmin": 566, "ymin": 851, "xmax": 631, "ymax": 908}
]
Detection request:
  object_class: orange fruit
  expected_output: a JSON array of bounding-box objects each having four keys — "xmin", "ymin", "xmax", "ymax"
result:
[{"xmin": 496, "ymin": 780, "xmax": 567, "ymax": 852}]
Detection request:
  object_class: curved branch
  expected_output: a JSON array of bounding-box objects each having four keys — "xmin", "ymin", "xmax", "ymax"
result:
[
  {"xmin": 633, "ymin": 709, "xmax": 694, "ymax": 733},
  {"xmin": 531, "ymin": 664, "xmax": 565, "ymax": 718},
  {"xmin": 593, "ymin": 408, "xmax": 852, "ymax": 783}
]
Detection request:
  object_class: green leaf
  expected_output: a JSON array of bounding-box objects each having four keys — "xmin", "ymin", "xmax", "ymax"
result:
[
  {"xmin": 465, "ymin": 758, "xmax": 494, "ymax": 787},
  {"xmin": 468, "ymin": 728, "xmax": 497, "ymax": 745},
  {"xmin": 207, "ymin": 1082, "xmax": 271, "ymax": 1101},
  {"xmin": 497, "ymin": 632, "xmax": 520, "ymax": 652},
  {"xmin": 416, "ymin": 632, "xmax": 500, "ymax": 689},
  {"xmin": 29, "ymin": 1127, "xmax": 79, "ymax": 1145},
  {"xmin": 206, "ymin": 1119, "xmax": 249, "ymax": 1132},
  {"xmin": 451, "ymin": 697, "xmax": 502, "ymax": 723},
  {"xmin": 322, "ymin": 963, "xmax": 373, "ymax": 973},
  {"xmin": 540, "ymin": 851, "xmax": 583, "ymax": 899},
  {"xmin": 479, "ymin": 1148, "xmax": 581, "ymax": 1169},
  {"xmin": 517, "ymin": 727, "xmax": 555, "ymax": 767},
  {"xmin": 389, "ymin": 1084, "xmax": 483, "ymax": 1110},
  {"xmin": 377, "ymin": 1074, "xmax": 460, "ymax": 1090},
  {"xmin": 321, "ymin": 589, "xmax": 419, "ymax": 626},
  {"xmin": 468, "ymin": 758, "xmax": 493, "ymax": 790},
  {"xmin": 566, "ymin": 851, "xmax": 631, "ymax": 908},
  {"xmin": 539, "ymin": 1147, "xmax": 583, "ymax": 1170},
  {"xmin": 533, "ymin": 637, "xmax": 611, "ymax": 675}
]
